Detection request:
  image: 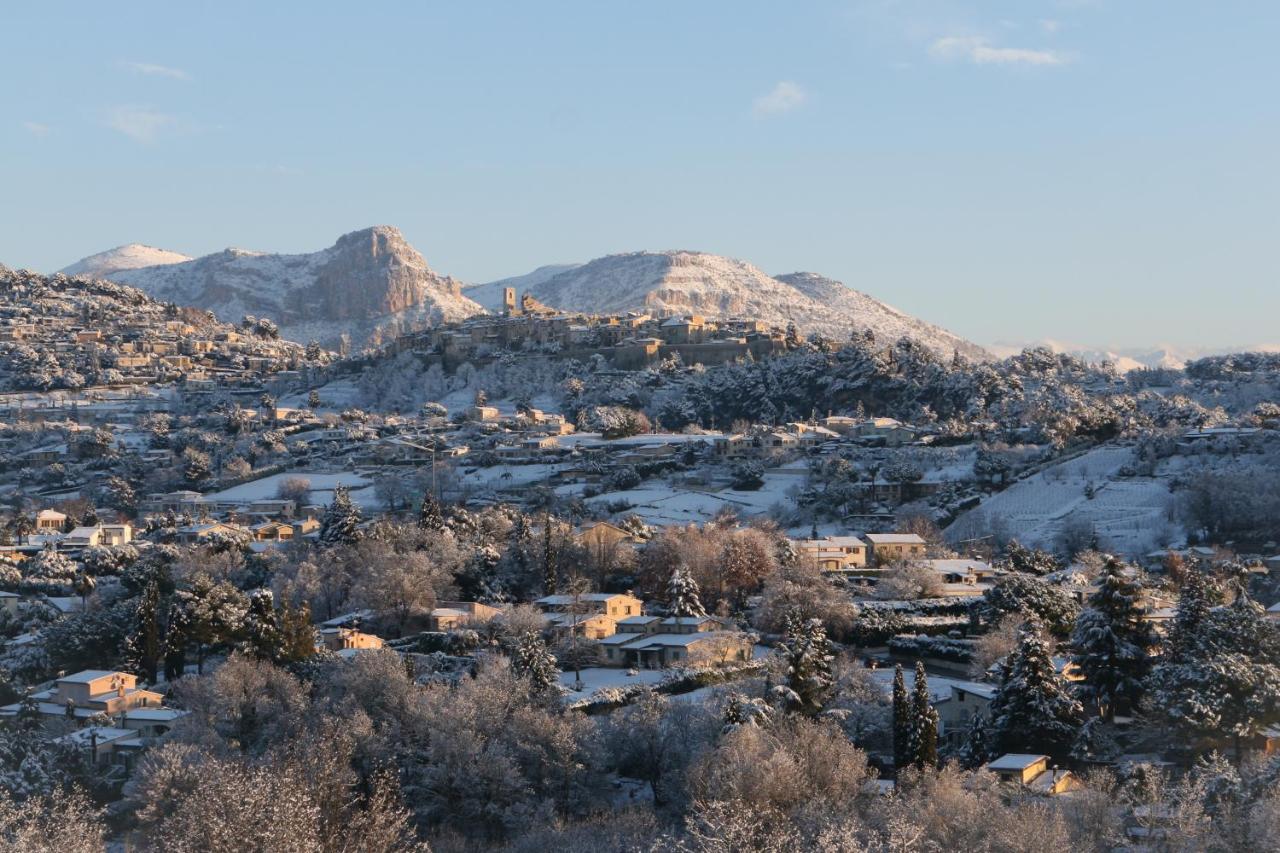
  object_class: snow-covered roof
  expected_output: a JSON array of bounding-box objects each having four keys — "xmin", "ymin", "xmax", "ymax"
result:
[
  {"xmin": 986, "ymin": 754, "xmax": 1047, "ymax": 772},
  {"xmin": 59, "ymin": 669, "xmax": 126, "ymax": 684},
  {"xmin": 865, "ymin": 533, "xmax": 926, "ymax": 545}
]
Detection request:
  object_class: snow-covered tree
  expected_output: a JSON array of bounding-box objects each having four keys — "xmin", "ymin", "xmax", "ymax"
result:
[
  {"xmin": 319, "ymin": 485, "xmax": 362, "ymax": 546},
  {"xmin": 22, "ymin": 545, "xmax": 77, "ymax": 590},
  {"xmin": 892, "ymin": 664, "xmax": 911, "ymax": 770},
  {"xmin": 417, "ymin": 492, "xmax": 445, "ymax": 532},
  {"xmin": 241, "ymin": 589, "xmax": 284, "ymax": 662},
  {"xmin": 977, "ymin": 573, "xmax": 1079, "ymax": 637},
  {"xmin": 511, "ymin": 631, "xmax": 559, "ymax": 695},
  {"xmin": 772, "ymin": 610, "xmax": 834, "ymax": 716},
  {"xmin": 910, "ymin": 661, "xmax": 940, "ymax": 770},
  {"xmin": 988, "ymin": 619, "xmax": 1083, "ymax": 759},
  {"xmin": 1146, "ymin": 586, "xmax": 1280, "ymax": 756},
  {"xmin": 667, "ymin": 565, "xmax": 706, "ymax": 619},
  {"xmin": 1070, "ymin": 558, "xmax": 1158, "ymax": 720}
]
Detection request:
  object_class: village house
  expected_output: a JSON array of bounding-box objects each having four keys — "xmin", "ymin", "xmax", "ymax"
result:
[
  {"xmin": 34, "ymin": 509, "xmax": 67, "ymax": 533},
  {"xmin": 865, "ymin": 532, "xmax": 928, "ymax": 565},
  {"xmin": 984, "ymin": 754, "xmax": 1078, "ymax": 795},
  {"xmin": 429, "ymin": 600, "xmax": 504, "ymax": 632},
  {"xmin": 319, "ymin": 627, "xmax": 385, "ymax": 654},
  {"xmin": 0, "ymin": 670, "xmax": 183, "ymax": 738},
  {"xmin": 795, "ymin": 535, "xmax": 869, "ymax": 572},
  {"xmin": 599, "ymin": 612, "xmax": 753, "ymax": 669},
  {"xmin": 60, "ymin": 523, "xmax": 133, "ymax": 551},
  {"xmin": 534, "ymin": 592, "xmax": 644, "ymax": 639}
]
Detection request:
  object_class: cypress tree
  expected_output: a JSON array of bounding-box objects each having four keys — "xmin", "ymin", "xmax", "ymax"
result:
[
  {"xmin": 911, "ymin": 661, "xmax": 940, "ymax": 769},
  {"xmin": 892, "ymin": 664, "xmax": 911, "ymax": 770}
]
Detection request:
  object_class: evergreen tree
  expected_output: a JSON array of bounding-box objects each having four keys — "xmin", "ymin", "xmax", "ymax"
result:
[
  {"xmin": 319, "ymin": 485, "xmax": 362, "ymax": 546},
  {"xmin": 279, "ymin": 601, "xmax": 318, "ymax": 663},
  {"xmin": 125, "ymin": 581, "xmax": 163, "ymax": 684},
  {"xmin": 541, "ymin": 513, "xmax": 559, "ymax": 595},
  {"xmin": 892, "ymin": 664, "xmax": 911, "ymax": 770},
  {"xmin": 988, "ymin": 619, "xmax": 1083, "ymax": 760},
  {"xmin": 957, "ymin": 714, "xmax": 991, "ymax": 769},
  {"xmin": 666, "ymin": 565, "xmax": 706, "ymax": 619},
  {"xmin": 241, "ymin": 589, "xmax": 284, "ymax": 662},
  {"xmin": 1146, "ymin": 585, "xmax": 1280, "ymax": 758},
  {"xmin": 1070, "ymin": 558, "xmax": 1159, "ymax": 720},
  {"xmin": 417, "ymin": 492, "xmax": 445, "ymax": 532},
  {"xmin": 1166, "ymin": 568, "xmax": 1220, "ymax": 661},
  {"xmin": 911, "ymin": 661, "xmax": 940, "ymax": 769},
  {"xmin": 772, "ymin": 610, "xmax": 834, "ymax": 716},
  {"xmin": 511, "ymin": 631, "xmax": 559, "ymax": 695}
]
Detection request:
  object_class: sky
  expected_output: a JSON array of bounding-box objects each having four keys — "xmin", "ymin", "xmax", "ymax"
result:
[{"xmin": 2, "ymin": 1, "xmax": 1277, "ymax": 350}]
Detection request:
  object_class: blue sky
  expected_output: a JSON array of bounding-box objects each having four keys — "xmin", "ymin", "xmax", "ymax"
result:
[{"xmin": 2, "ymin": 1, "xmax": 1277, "ymax": 348}]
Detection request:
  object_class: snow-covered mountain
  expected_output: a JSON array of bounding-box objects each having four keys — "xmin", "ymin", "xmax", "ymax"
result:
[
  {"xmin": 59, "ymin": 244, "xmax": 191, "ymax": 279},
  {"xmin": 467, "ymin": 251, "xmax": 989, "ymax": 361},
  {"xmin": 987, "ymin": 339, "xmax": 1280, "ymax": 372},
  {"xmin": 69, "ymin": 226, "xmax": 484, "ymax": 348}
]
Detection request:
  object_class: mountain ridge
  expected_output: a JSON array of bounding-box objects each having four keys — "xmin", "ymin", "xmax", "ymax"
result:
[{"xmin": 467, "ymin": 250, "xmax": 990, "ymax": 361}]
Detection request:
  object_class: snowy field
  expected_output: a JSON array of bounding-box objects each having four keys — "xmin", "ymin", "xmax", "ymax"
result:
[
  {"xmin": 947, "ymin": 445, "xmax": 1177, "ymax": 556},
  {"xmin": 204, "ymin": 471, "xmax": 377, "ymax": 509},
  {"xmin": 583, "ymin": 471, "xmax": 797, "ymax": 526},
  {"xmin": 558, "ymin": 667, "xmax": 667, "ymax": 696}
]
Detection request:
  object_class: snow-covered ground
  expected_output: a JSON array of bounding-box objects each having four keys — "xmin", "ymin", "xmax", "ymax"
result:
[
  {"xmin": 583, "ymin": 470, "xmax": 797, "ymax": 526},
  {"xmin": 558, "ymin": 667, "xmax": 667, "ymax": 696},
  {"xmin": 203, "ymin": 471, "xmax": 376, "ymax": 508},
  {"xmin": 947, "ymin": 445, "xmax": 1177, "ymax": 556}
]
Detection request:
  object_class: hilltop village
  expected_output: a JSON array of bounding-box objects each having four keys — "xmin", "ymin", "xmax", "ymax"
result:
[{"xmin": 1, "ymin": 269, "xmax": 1280, "ymax": 850}]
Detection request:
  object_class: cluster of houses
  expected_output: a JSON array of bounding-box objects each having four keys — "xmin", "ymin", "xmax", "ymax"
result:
[{"xmin": 390, "ymin": 289, "xmax": 789, "ymax": 369}]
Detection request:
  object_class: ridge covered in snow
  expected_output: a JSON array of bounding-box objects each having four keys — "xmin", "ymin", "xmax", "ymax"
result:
[
  {"xmin": 58, "ymin": 244, "xmax": 192, "ymax": 280},
  {"xmin": 468, "ymin": 251, "xmax": 989, "ymax": 361},
  {"xmin": 69, "ymin": 226, "xmax": 485, "ymax": 348}
]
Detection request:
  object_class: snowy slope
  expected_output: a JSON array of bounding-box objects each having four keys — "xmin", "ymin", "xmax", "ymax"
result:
[
  {"xmin": 468, "ymin": 251, "xmax": 989, "ymax": 361},
  {"xmin": 92, "ymin": 226, "xmax": 484, "ymax": 348},
  {"xmin": 59, "ymin": 244, "xmax": 191, "ymax": 279},
  {"xmin": 466, "ymin": 263, "xmax": 581, "ymax": 309}
]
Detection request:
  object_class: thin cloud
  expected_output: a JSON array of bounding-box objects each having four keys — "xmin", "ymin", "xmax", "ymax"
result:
[
  {"xmin": 930, "ymin": 35, "xmax": 1068, "ymax": 66},
  {"xmin": 752, "ymin": 81, "xmax": 809, "ymax": 118},
  {"xmin": 124, "ymin": 61, "xmax": 190, "ymax": 80},
  {"xmin": 1040, "ymin": 19, "xmax": 1063, "ymax": 33},
  {"xmin": 106, "ymin": 106, "xmax": 176, "ymax": 143},
  {"xmin": 22, "ymin": 121, "xmax": 50, "ymax": 137}
]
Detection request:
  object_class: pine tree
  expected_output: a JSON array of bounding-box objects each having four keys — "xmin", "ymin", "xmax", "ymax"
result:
[
  {"xmin": 242, "ymin": 589, "xmax": 284, "ymax": 662},
  {"xmin": 1166, "ymin": 568, "xmax": 1219, "ymax": 661},
  {"xmin": 1070, "ymin": 557, "xmax": 1159, "ymax": 720},
  {"xmin": 667, "ymin": 565, "xmax": 706, "ymax": 619},
  {"xmin": 417, "ymin": 492, "xmax": 445, "ymax": 532},
  {"xmin": 319, "ymin": 485, "xmax": 362, "ymax": 546},
  {"xmin": 892, "ymin": 664, "xmax": 911, "ymax": 770},
  {"xmin": 773, "ymin": 610, "xmax": 834, "ymax": 716},
  {"xmin": 988, "ymin": 619, "xmax": 1083, "ymax": 760},
  {"xmin": 957, "ymin": 714, "xmax": 991, "ymax": 769},
  {"xmin": 511, "ymin": 631, "xmax": 559, "ymax": 694},
  {"xmin": 1146, "ymin": 585, "xmax": 1280, "ymax": 757},
  {"xmin": 911, "ymin": 661, "xmax": 940, "ymax": 769}
]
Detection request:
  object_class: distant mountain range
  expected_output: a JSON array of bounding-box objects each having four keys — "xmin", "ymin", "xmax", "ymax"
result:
[
  {"xmin": 59, "ymin": 229, "xmax": 988, "ymax": 358},
  {"xmin": 987, "ymin": 339, "xmax": 1280, "ymax": 372}
]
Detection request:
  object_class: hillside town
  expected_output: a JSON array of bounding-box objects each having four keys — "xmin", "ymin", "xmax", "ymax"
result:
[{"xmin": 0, "ymin": 264, "xmax": 1278, "ymax": 851}]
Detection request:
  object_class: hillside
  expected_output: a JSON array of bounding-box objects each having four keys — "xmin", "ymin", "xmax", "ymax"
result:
[
  {"xmin": 59, "ymin": 244, "xmax": 191, "ymax": 279},
  {"xmin": 0, "ymin": 267, "xmax": 311, "ymax": 390},
  {"xmin": 78, "ymin": 226, "xmax": 484, "ymax": 349},
  {"xmin": 467, "ymin": 251, "xmax": 989, "ymax": 361}
]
